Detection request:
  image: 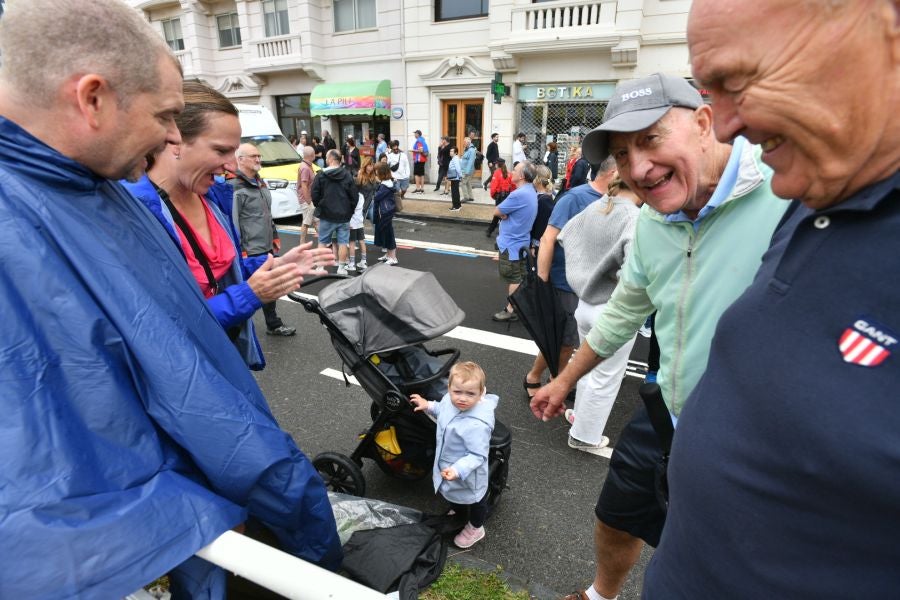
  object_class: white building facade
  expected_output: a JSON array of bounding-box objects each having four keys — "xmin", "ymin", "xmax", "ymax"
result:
[{"xmin": 130, "ymin": 0, "xmax": 692, "ymax": 179}]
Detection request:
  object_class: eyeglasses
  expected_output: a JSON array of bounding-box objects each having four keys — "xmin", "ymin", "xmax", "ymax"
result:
[{"xmin": 243, "ymin": 154, "xmax": 262, "ymax": 159}]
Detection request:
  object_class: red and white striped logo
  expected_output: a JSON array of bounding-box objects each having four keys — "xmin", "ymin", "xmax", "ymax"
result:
[{"xmin": 839, "ymin": 318, "xmax": 896, "ymax": 367}]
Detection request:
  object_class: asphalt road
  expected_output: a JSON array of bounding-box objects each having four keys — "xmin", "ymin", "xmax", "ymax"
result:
[{"xmin": 255, "ymin": 217, "xmax": 654, "ymax": 599}]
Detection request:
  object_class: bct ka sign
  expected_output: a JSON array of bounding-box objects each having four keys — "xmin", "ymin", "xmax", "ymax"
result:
[{"xmin": 535, "ymin": 86, "xmax": 594, "ymax": 100}]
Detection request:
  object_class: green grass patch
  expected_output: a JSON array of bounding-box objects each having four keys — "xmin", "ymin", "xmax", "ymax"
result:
[{"xmin": 420, "ymin": 563, "xmax": 531, "ymax": 600}]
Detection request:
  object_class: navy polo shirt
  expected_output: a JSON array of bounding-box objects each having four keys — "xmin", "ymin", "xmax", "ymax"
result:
[{"xmin": 644, "ymin": 171, "xmax": 900, "ymax": 597}]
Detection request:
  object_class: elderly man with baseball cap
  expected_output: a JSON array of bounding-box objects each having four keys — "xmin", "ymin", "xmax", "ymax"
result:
[{"xmin": 530, "ymin": 72, "xmax": 787, "ymax": 600}]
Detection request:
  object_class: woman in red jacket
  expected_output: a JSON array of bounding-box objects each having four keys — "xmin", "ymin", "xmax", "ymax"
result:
[{"xmin": 485, "ymin": 158, "xmax": 513, "ymax": 237}]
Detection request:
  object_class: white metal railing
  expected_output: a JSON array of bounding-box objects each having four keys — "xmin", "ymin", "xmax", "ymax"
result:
[
  {"xmin": 129, "ymin": 530, "xmax": 388, "ymax": 600},
  {"xmin": 249, "ymin": 33, "xmax": 302, "ymax": 60},
  {"xmin": 196, "ymin": 531, "xmax": 387, "ymax": 599},
  {"xmin": 511, "ymin": 0, "xmax": 617, "ymax": 32}
]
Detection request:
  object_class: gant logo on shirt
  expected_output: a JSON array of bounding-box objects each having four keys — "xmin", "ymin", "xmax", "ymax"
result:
[{"xmin": 838, "ymin": 317, "xmax": 896, "ymax": 367}]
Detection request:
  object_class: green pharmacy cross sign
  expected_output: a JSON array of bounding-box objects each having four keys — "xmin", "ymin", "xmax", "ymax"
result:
[{"xmin": 492, "ymin": 73, "xmax": 510, "ymax": 105}]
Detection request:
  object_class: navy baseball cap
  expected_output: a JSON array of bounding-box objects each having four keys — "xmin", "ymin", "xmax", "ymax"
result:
[{"xmin": 582, "ymin": 73, "xmax": 703, "ymax": 164}]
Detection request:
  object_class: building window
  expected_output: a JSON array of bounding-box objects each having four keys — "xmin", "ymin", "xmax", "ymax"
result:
[
  {"xmin": 334, "ymin": 0, "xmax": 376, "ymax": 32},
  {"xmin": 435, "ymin": 0, "xmax": 488, "ymax": 21},
  {"xmin": 162, "ymin": 18, "xmax": 184, "ymax": 51},
  {"xmin": 216, "ymin": 13, "xmax": 242, "ymax": 48},
  {"xmin": 277, "ymin": 94, "xmax": 319, "ymax": 142},
  {"xmin": 263, "ymin": 0, "xmax": 289, "ymax": 37}
]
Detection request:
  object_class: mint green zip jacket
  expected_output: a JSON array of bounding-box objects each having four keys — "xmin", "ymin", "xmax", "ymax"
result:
[{"xmin": 586, "ymin": 141, "xmax": 788, "ymax": 416}]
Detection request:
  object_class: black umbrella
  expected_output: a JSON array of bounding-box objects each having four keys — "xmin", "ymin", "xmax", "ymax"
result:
[{"xmin": 508, "ymin": 249, "xmax": 568, "ymax": 377}]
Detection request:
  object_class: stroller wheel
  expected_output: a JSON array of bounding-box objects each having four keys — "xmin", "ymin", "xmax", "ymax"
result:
[{"xmin": 313, "ymin": 452, "xmax": 366, "ymax": 497}]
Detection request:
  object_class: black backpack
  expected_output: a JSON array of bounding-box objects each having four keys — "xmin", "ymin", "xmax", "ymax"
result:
[{"xmin": 474, "ymin": 151, "xmax": 485, "ymax": 170}]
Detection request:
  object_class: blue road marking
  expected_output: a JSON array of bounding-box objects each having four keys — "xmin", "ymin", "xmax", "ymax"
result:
[{"xmin": 425, "ymin": 249, "xmax": 479, "ymax": 258}]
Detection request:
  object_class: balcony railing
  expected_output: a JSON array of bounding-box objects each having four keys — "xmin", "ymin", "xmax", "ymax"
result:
[
  {"xmin": 505, "ymin": 0, "xmax": 620, "ymax": 53},
  {"xmin": 513, "ymin": 0, "xmax": 617, "ymax": 32},
  {"xmin": 246, "ymin": 33, "xmax": 303, "ymax": 73},
  {"xmin": 172, "ymin": 49, "xmax": 195, "ymax": 77}
]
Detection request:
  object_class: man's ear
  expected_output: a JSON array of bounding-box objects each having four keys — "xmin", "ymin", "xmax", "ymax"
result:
[
  {"xmin": 73, "ymin": 74, "xmax": 114, "ymax": 130},
  {"xmin": 694, "ymin": 104, "xmax": 715, "ymax": 143}
]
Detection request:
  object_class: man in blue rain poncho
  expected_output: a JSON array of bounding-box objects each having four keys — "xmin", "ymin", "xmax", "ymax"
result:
[{"xmin": 0, "ymin": 1, "xmax": 341, "ymax": 598}]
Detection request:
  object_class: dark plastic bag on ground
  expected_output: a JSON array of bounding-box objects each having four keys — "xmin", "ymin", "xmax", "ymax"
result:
[
  {"xmin": 342, "ymin": 523, "xmax": 446, "ymax": 599},
  {"xmin": 331, "ymin": 493, "xmax": 448, "ymax": 600}
]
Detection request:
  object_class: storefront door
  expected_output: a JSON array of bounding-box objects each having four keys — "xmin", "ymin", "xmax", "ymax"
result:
[{"xmin": 442, "ymin": 99, "xmax": 483, "ymax": 177}]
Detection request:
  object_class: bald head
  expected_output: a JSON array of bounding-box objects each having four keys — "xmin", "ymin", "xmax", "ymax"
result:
[
  {"xmin": 688, "ymin": 0, "xmax": 899, "ymax": 208},
  {"xmin": 303, "ymin": 146, "xmax": 315, "ymax": 161}
]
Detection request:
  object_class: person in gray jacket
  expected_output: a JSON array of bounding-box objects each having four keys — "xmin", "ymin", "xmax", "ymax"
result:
[
  {"xmin": 232, "ymin": 143, "xmax": 295, "ymax": 336},
  {"xmin": 410, "ymin": 361, "xmax": 497, "ymax": 550}
]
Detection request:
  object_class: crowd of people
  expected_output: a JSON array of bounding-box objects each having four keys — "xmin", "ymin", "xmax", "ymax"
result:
[
  {"xmin": 2, "ymin": 0, "xmax": 898, "ymax": 597},
  {"xmin": 291, "ymin": 132, "xmax": 417, "ymax": 273}
]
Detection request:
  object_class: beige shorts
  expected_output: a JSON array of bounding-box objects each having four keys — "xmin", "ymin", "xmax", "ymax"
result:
[{"xmin": 300, "ymin": 202, "xmax": 317, "ymax": 227}]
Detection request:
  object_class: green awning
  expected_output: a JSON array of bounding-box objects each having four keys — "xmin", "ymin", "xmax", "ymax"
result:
[{"xmin": 310, "ymin": 80, "xmax": 391, "ymax": 117}]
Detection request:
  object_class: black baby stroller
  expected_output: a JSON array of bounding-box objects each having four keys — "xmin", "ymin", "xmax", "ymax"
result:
[{"xmin": 289, "ymin": 266, "xmax": 512, "ymax": 512}]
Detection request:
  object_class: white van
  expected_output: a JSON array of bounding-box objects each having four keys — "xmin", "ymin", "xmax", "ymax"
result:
[{"xmin": 235, "ymin": 104, "xmax": 303, "ymax": 219}]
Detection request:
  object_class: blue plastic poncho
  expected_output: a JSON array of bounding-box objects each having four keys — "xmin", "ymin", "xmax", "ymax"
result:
[{"xmin": 0, "ymin": 116, "xmax": 341, "ymax": 598}]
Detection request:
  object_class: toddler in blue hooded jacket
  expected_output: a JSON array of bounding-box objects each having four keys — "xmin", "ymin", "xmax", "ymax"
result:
[{"xmin": 410, "ymin": 361, "xmax": 498, "ymax": 549}]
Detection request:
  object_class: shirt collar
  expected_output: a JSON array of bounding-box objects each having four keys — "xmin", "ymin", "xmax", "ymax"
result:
[
  {"xmin": 665, "ymin": 136, "xmax": 746, "ymax": 229},
  {"xmin": 818, "ymin": 169, "xmax": 900, "ymax": 215}
]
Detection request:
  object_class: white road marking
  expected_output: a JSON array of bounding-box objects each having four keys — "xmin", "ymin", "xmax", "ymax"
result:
[
  {"xmin": 277, "ymin": 226, "xmax": 497, "ymax": 258},
  {"xmin": 443, "ymin": 325, "xmax": 539, "ymax": 355},
  {"xmin": 394, "ymin": 217, "xmax": 428, "ymax": 226},
  {"xmin": 321, "ymin": 367, "xmax": 360, "ymax": 386},
  {"xmin": 391, "ymin": 235, "xmax": 497, "ymax": 257}
]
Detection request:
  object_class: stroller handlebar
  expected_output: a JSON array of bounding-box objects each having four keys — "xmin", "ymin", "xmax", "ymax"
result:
[{"xmin": 287, "ymin": 291, "xmax": 318, "ymax": 312}]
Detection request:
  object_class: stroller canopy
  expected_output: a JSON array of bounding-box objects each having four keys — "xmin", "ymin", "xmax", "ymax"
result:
[{"xmin": 318, "ymin": 266, "xmax": 465, "ymax": 356}]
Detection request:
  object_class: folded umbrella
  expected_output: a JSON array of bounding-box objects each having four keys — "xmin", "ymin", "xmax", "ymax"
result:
[{"xmin": 508, "ymin": 249, "xmax": 568, "ymax": 377}]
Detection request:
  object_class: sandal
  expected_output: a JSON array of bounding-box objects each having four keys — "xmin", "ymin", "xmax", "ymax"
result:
[{"xmin": 523, "ymin": 377, "xmax": 542, "ymax": 399}]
